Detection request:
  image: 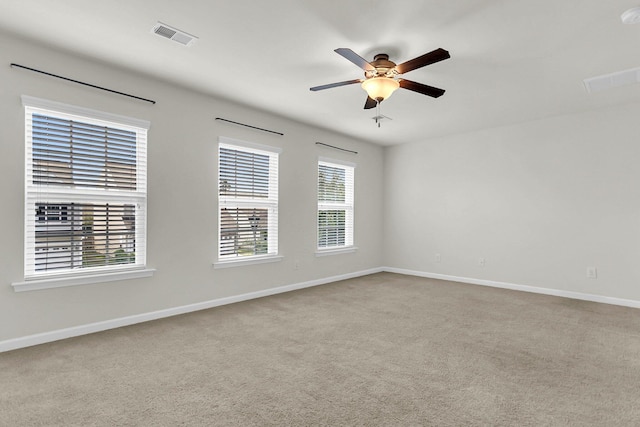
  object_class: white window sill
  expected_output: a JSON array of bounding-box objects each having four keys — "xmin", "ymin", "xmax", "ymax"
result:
[
  {"xmin": 214, "ymin": 255, "xmax": 283, "ymax": 269},
  {"xmin": 315, "ymin": 246, "xmax": 358, "ymax": 257},
  {"xmin": 12, "ymin": 268, "xmax": 156, "ymax": 292}
]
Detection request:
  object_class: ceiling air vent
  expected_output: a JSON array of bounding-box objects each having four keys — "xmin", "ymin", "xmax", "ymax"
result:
[
  {"xmin": 152, "ymin": 22, "xmax": 198, "ymax": 47},
  {"xmin": 583, "ymin": 67, "xmax": 640, "ymax": 93}
]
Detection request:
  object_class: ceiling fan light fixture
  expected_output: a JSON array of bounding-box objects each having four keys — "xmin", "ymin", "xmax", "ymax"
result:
[{"xmin": 361, "ymin": 77, "xmax": 399, "ymax": 101}]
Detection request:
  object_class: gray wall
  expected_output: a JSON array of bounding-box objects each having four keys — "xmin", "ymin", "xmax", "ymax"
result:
[
  {"xmin": 384, "ymin": 102, "xmax": 640, "ymax": 301},
  {"xmin": 0, "ymin": 34, "xmax": 384, "ymax": 341}
]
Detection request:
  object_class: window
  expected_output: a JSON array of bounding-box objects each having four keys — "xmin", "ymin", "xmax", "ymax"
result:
[
  {"xmin": 217, "ymin": 137, "xmax": 279, "ymax": 263},
  {"xmin": 22, "ymin": 96, "xmax": 149, "ymax": 281},
  {"xmin": 317, "ymin": 159, "xmax": 355, "ymax": 251}
]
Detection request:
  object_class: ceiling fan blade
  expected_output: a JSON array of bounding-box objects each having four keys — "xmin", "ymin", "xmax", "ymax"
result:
[
  {"xmin": 395, "ymin": 48, "xmax": 450, "ymax": 74},
  {"xmin": 399, "ymin": 79, "xmax": 446, "ymax": 98},
  {"xmin": 335, "ymin": 48, "xmax": 375, "ymax": 71},
  {"xmin": 364, "ymin": 96, "xmax": 378, "ymax": 109},
  {"xmin": 310, "ymin": 79, "xmax": 361, "ymax": 91}
]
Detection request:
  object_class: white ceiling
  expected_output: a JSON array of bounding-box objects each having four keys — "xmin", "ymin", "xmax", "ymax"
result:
[{"xmin": 1, "ymin": 0, "xmax": 640, "ymax": 145}]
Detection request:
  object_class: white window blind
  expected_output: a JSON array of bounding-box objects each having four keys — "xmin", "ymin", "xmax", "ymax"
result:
[
  {"xmin": 218, "ymin": 139, "xmax": 279, "ymax": 260},
  {"xmin": 23, "ymin": 96, "xmax": 149, "ymax": 278},
  {"xmin": 318, "ymin": 159, "xmax": 354, "ymax": 249}
]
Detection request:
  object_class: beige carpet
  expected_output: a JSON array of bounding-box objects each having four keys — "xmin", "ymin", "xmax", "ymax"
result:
[{"xmin": 1, "ymin": 272, "xmax": 639, "ymax": 426}]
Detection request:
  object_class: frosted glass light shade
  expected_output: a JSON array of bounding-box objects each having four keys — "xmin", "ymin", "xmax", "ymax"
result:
[{"xmin": 361, "ymin": 77, "xmax": 400, "ymax": 101}]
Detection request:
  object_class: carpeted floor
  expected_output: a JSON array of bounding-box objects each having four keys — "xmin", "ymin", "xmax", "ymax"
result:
[{"xmin": 1, "ymin": 272, "xmax": 639, "ymax": 426}]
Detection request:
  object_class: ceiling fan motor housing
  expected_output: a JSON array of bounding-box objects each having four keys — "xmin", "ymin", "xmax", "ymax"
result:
[{"xmin": 367, "ymin": 54, "xmax": 397, "ymax": 78}]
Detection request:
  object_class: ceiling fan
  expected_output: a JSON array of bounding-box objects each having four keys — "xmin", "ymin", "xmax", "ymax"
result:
[{"xmin": 310, "ymin": 47, "xmax": 450, "ymax": 109}]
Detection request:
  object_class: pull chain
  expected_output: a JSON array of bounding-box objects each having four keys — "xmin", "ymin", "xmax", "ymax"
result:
[{"xmin": 371, "ymin": 100, "xmax": 391, "ymax": 128}]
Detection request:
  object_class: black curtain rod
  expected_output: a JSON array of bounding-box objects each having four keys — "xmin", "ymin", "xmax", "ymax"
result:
[
  {"xmin": 10, "ymin": 63, "xmax": 156, "ymax": 105},
  {"xmin": 215, "ymin": 117, "xmax": 284, "ymax": 136},
  {"xmin": 315, "ymin": 142, "xmax": 358, "ymax": 154}
]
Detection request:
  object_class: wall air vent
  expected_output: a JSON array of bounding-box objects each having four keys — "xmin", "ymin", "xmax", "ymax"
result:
[
  {"xmin": 152, "ymin": 22, "xmax": 198, "ymax": 47},
  {"xmin": 583, "ymin": 67, "xmax": 640, "ymax": 93}
]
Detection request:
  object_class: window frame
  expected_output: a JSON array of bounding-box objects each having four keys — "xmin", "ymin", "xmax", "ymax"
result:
[
  {"xmin": 12, "ymin": 96, "xmax": 154, "ymax": 292},
  {"xmin": 316, "ymin": 157, "xmax": 356, "ymax": 255},
  {"xmin": 214, "ymin": 136, "xmax": 282, "ymax": 268}
]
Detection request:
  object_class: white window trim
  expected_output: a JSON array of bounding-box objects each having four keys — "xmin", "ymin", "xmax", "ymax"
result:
[
  {"xmin": 20, "ymin": 96, "xmax": 151, "ymax": 288},
  {"xmin": 218, "ymin": 136, "xmax": 283, "ymax": 155},
  {"xmin": 317, "ymin": 158, "xmax": 355, "ymax": 250},
  {"xmin": 22, "ymin": 95, "xmax": 150, "ymax": 129},
  {"xmin": 213, "ymin": 255, "xmax": 283, "ymax": 269},
  {"xmin": 217, "ymin": 137, "xmax": 280, "ymax": 264},
  {"xmin": 315, "ymin": 246, "xmax": 358, "ymax": 257},
  {"xmin": 12, "ymin": 268, "xmax": 156, "ymax": 292},
  {"xmin": 318, "ymin": 156, "xmax": 356, "ymax": 168}
]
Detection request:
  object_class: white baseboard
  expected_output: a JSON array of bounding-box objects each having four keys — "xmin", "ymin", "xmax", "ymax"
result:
[
  {"xmin": 0, "ymin": 267, "xmax": 383, "ymax": 353},
  {"xmin": 383, "ymin": 267, "xmax": 640, "ymax": 309},
  {"xmin": 5, "ymin": 266, "xmax": 636, "ymax": 353}
]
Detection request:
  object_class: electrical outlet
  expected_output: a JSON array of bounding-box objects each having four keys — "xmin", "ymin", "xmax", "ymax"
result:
[
  {"xmin": 587, "ymin": 267, "xmax": 597, "ymax": 279},
  {"xmin": 479, "ymin": 257, "xmax": 485, "ymax": 267},
  {"xmin": 435, "ymin": 253, "xmax": 441, "ymax": 263}
]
